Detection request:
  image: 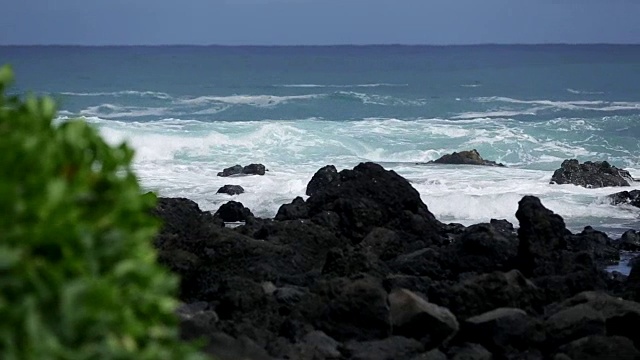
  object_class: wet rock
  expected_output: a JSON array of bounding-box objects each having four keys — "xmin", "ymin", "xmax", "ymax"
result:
[
  {"xmin": 217, "ymin": 184, "xmax": 245, "ymax": 195},
  {"xmin": 460, "ymin": 308, "xmax": 544, "ymax": 356},
  {"xmin": 306, "ymin": 165, "xmax": 339, "ymax": 196},
  {"xmin": 557, "ymin": 335, "xmax": 640, "ymax": 360},
  {"xmin": 306, "ymin": 162, "xmax": 445, "ymax": 243},
  {"xmin": 429, "ymin": 149, "xmax": 506, "ymax": 167},
  {"xmin": 608, "ymin": 189, "xmax": 640, "ymax": 208},
  {"xmin": 243, "ymin": 163, "xmax": 267, "ymax": 175},
  {"xmin": 389, "ymin": 288, "xmax": 459, "ymax": 348},
  {"xmin": 343, "ymin": 336, "xmax": 425, "ymax": 360},
  {"xmin": 275, "ymin": 196, "xmax": 309, "ymax": 221},
  {"xmin": 217, "ymin": 163, "xmax": 267, "ymax": 177},
  {"xmin": 550, "ymin": 159, "xmax": 632, "ymax": 188},
  {"xmin": 214, "ymin": 201, "xmax": 254, "ymax": 222}
]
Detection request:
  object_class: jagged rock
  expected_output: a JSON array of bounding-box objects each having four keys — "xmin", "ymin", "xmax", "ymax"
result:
[
  {"xmin": 217, "ymin": 164, "xmax": 244, "ymax": 177},
  {"xmin": 389, "ymin": 288, "xmax": 459, "ymax": 348},
  {"xmin": 442, "ymin": 222, "xmax": 519, "ymax": 276},
  {"xmin": 545, "ymin": 291, "xmax": 640, "ymax": 350},
  {"xmin": 388, "ymin": 247, "xmax": 449, "ymax": 280},
  {"xmin": 275, "ymin": 196, "xmax": 309, "ymax": 221},
  {"xmin": 289, "ymin": 331, "xmax": 342, "ymax": 359},
  {"xmin": 409, "ymin": 349, "xmax": 448, "ymax": 360},
  {"xmin": 429, "ymin": 149, "xmax": 505, "ymax": 167},
  {"xmin": 243, "ymin": 163, "xmax": 267, "ymax": 175},
  {"xmin": 428, "ymin": 270, "xmax": 543, "ymax": 320},
  {"xmin": 618, "ymin": 230, "xmax": 640, "ymax": 251},
  {"xmin": 153, "ymin": 197, "xmax": 223, "ymax": 246},
  {"xmin": 608, "ymin": 190, "xmax": 640, "ymax": 208},
  {"xmin": 550, "ymin": 159, "xmax": 632, "ymax": 188},
  {"xmin": 216, "ymin": 277, "xmax": 267, "ymax": 319},
  {"xmin": 460, "ymin": 308, "xmax": 544, "ymax": 356},
  {"xmin": 217, "ymin": 163, "xmax": 267, "ymax": 177},
  {"xmin": 343, "ymin": 336, "xmax": 425, "ymax": 360},
  {"xmin": 217, "ymin": 184, "xmax": 245, "ymax": 195},
  {"xmin": 214, "ymin": 201, "xmax": 254, "ymax": 222},
  {"xmin": 306, "ymin": 162, "xmax": 445, "ymax": 243},
  {"xmin": 204, "ymin": 332, "xmax": 274, "ymax": 360},
  {"xmin": 306, "ymin": 165, "xmax": 339, "ymax": 196},
  {"xmin": 321, "ymin": 246, "xmax": 388, "ymax": 278},
  {"xmin": 301, "ymin": 276, "xmax": 391, "ymax": 341},
  {"xmin": 566, "ymin": 226, "xmax": 619, "ymax": 266},
  {"xmin": 515, "ymin": 196, "xmax": 569, "ymax": 277},
  {"xmin": 544, "ymin": 303, "xmax": 606, "ymax": 348},
  {"xmin": 557, "ymin": 335, "xmax": 640, "ymax": 360}
]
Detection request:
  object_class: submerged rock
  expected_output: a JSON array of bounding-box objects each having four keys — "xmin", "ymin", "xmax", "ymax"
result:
[
  {"xmin": 217, "ymin": 184, "xmax": 245, "ymax": 195},
  {"xmin": 217, "ymin": 163, "xmax": 267, "ymax": 177},
  {"xmin": 429, "ymin": 149, "xmax": 505, "ymax": 167},
  {"xmin": 550, "ymin": 159, "xmax": 632, "ymax": 188}
]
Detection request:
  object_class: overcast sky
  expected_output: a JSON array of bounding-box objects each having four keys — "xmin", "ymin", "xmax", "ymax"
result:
[{"xmin": 1, "ymin": 0, "xmax": 639, "ymax": 45}]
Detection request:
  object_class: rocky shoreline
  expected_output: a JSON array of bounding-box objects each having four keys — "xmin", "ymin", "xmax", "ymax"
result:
[{"xmin": 154, "ymin": 162, "xmax": 640, "ymax": 360}]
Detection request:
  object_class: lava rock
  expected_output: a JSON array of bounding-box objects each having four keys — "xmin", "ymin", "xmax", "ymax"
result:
[
  {"xmin": 550, "ymin": 159, "xmax": 632, "ymax": 188},
  {"xmin": 275, "ymin": 196, "xmax": 309, "ymax": 221},
  {"xmin": 557, "ymin": 335, "xmax": 640, "ymax": 360},
  {"xmin": 429, "ymin": 149, "xmax": 505, "ymax": 167},
  {"xmin": 306, "ymin": 165, "xmax": 339, "ymax": 196},
  {"xmin": 619, "ymin": 230, "xmax": 640, "ymax": 251},
  {"xmin": 608, "ymin": 189, "xmax": 640, "ymax": 208},
  {"xmin": 566, "ymin": 226, "xmax": 619, "ymax": 266},
  {"xmin": 214, "ymin": 201, "xmax": 254, "ymax": 222},
  {"xmin": 243, "ymin": 163, "xmax": 267, "ymax": 176},
  {"xmin": 217, "ymin": 184, "xmax": 245, "ymax": 195},
  {"xmin": 343, "ymin": 336, "xmax": 425, "ymax": 360},
  {"xmin": 218, "ymin": 164, "xmax": 244, "ymax": 177}
]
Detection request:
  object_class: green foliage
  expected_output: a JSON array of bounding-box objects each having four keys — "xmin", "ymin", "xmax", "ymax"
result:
[{"xmin": 0, "ymin": 65, "xmax": 205, "ymax": 360}]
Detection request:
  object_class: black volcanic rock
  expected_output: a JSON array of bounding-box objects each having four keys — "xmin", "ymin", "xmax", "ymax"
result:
[
  {"xmin": 608, "ymin": 189, "xmax": 640, "ymax": 208},
  {"xmin": 275, "ymin": 196, "xmax": 309, "ymax": 221},
  {"xmin": 550, "ymin": 159, "xmax": 632, "ymax": 188},
  {"xmin": 429, "ymin": 149, "xmax": 505, "ymax": 167},
  {"xmin": 306, "ymin": 165, "xmax": 338, "ymax": 196},
  {"xmin": 217, "ymin": 184, "xmax": 245, "ymax": 195},
  {"xmin": 306, "ymin": 162, "xmax": 445, "ymax": 243},
  {"xmin": 214, "ymin": 201, "xmax": 254, "ymax": 222},
  {"xmin": 217, "ymin": 163, "xmax": 267, "ymax": 177}
]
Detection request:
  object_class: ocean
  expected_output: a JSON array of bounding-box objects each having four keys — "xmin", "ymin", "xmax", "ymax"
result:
[{"xmin": 2, "ymin": 45, "xmax": 640, "ymax": 238}]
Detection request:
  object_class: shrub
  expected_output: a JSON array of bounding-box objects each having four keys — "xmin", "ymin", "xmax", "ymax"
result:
[{"xmin": 0, "ymin": 65, "xmax": 205, "ymax": 359}]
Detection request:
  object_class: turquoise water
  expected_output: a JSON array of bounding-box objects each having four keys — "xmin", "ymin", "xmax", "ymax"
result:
[{"xmin": 2, "ymin": 45, "xmax": 639, "ymax": 236}]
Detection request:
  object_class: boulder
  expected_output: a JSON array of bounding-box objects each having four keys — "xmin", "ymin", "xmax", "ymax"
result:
[
  {"xmin": 301, "ymin": 276, "xmax": 391, "ymax": 341},
  {"xmin": 217, "ymin": 184, "xmax": 245, "ymax": 195},
  {"xmin": 550, "ymin": 159, "xmax": 632, "ymax": 188},
  {"xmin": 427, "ymin": 270, "xmax": 543, "ymax": 320},
  {"xmin": 389, "ymin": 289, "xmax": 459, "ymax": 348},
  {"xmin": 217, "ymin": 164, "xmax": 243, "ymax": 177},
  {"xmin": 515, "ymin": 196, "xmax": 569, "ymax": 277},
  {"xmin": 243, "ymin": 163, "xmax": 267, "ymax": 176},
  {"xmin": 460, "ymin": 308, "xmax": 544, "ymax": 356},
  {"xmin": 544, "ymin": 303, "xmax": 606, "ymax": 348},
  {"xmin": 176, "ymin": 301, "xmax": 219, "ymax": 341},
  {"xmin": 217, "ymin": 163, "xmax": 267, "ymax": 177},
  {"xmin": 429, "ymin": 149, "xmax": 505, "ymax": 167},
  {"xmin": 566, "ymin": 226, "xmax": 619, "ymax": 266},
  {"xmin": 306, "ymin": 162, "xmax": 445, "ymax": 243},
  {"xmin": 153, "ymin": 197, "xmax": 223, "ymax": 248},
  {"xmin": 275, "ymin": 196, "xmax": 309, "ymax": 221},
  {"xmin": 306, "ymin": 165, "xmax": 339, "ymax": 196},
  {"xmin": 608, "ymin": 189, "xmax": 640, "ymax": 208},
  {"xmin": 446, "ymin": 343, "xmax": 492, "ymax": 360},
  {"xmin": 214, "ymin": 201, "xmax": 254, "ymax": 222}
]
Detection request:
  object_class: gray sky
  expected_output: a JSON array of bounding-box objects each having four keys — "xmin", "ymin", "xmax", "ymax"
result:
[{"xmin": 1, "ymin": 0, "xmax": 639, "ymax": 45}]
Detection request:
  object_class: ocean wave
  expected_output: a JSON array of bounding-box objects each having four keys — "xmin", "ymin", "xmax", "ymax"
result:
[
  {"xmin": 275, "ymin": 83, "xmax": 408, "ymax": 88},
  {"xmin": 79, "ymin": 104, "xmax": 170, "ymax": 118},
  {"xmin": 461, "ymin": 84, "xmax": 482, "ymax": 88},
  {"xmin": 333, "ymin": 91, "xmax": 427, "ymax": 106},
  {"xmin": 59, "ymin": 90, "xmax": 172, "ymax": 99},
  {"xmin": 452, "ymin": 109, "xmax": 539, "ymax": 119},
  {"xmin": 177, "ymin": 94, "xmax": 323, "ymax": 107},
  {"xmin": 567, "ymin": 88, "xmax": 605, "ymax": 95},
  {"xmin": 476, "ymin": 96, "xmax": 640, "ymax": 112}
]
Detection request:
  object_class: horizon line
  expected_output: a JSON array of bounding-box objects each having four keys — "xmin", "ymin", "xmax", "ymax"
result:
[{"xmin": 2, "ymin": 42, "xmax": 640, "ymax": 47}]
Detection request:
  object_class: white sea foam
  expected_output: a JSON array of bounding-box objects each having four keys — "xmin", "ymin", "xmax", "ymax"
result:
[
  {"xmin": 337, "ymin": 91, "xmax": 427, "ymax": 106},
  {"xmin": 567, "ymin": 88, "xmax": 604, "ymax": 95},
  {"xmin": 453, "ymin": 109, "xmax": 539, "ymax": 119},
  {"xmin": 60, "ymin": 90, "xmax": 172, "ymax": 99},
  {"xmin": 476, "ymin": 96, "xmax": 640, "ymax": 112},
  {"xmin": 79, "ymin": 104, "xmax": 170, "ymax": 118}
]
